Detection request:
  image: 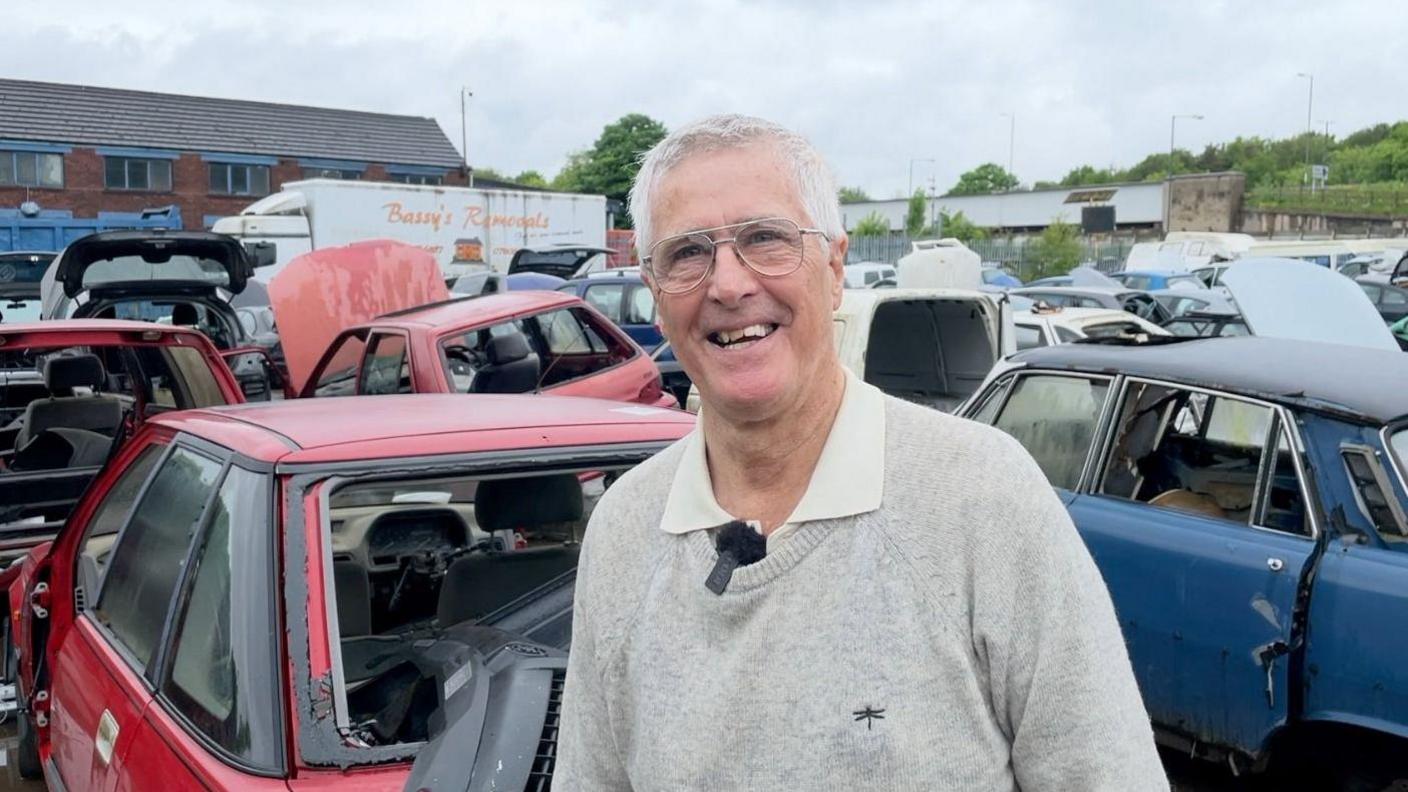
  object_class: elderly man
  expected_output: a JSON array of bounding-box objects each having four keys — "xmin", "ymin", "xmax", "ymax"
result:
[{"xmin": 557, "ymin": 115, "xmax": 1167, "ymax": 790}]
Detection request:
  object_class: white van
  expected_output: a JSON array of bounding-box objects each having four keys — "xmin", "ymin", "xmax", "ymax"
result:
[{"xmin": 1247, "ymin": 239, "xmax": 1356, "ymax": 269}]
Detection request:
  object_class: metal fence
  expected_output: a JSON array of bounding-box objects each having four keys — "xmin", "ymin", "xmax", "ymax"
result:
[
  {"xmin": 846, "ymin": 234, "xmax": 1136, "ymax": 280},
  {"xmin": 1247, "ymin": 184, "xmax": 1408, "ymax": 218}
]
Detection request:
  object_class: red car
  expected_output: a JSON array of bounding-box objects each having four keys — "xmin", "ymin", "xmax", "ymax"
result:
[
  {"xmin": 298, "ymin": 291, "xmax": 676, "ymax": 408},
  {"xmin": 7, "ymin": 393, "xmax": 691, "ymax": 789}
]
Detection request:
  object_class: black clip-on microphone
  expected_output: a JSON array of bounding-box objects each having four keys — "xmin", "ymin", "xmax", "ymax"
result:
[{"xmin": 706, "ymin": 520, "xmax": 768, "ymax": 595}]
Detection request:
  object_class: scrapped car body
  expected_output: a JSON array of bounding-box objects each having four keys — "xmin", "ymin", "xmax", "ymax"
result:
[
  {"xmin": 1109, "ymin": 269, "xmax": 1208, "ymax": 292},
  {"xmin": 8, "ymin": 393, "xmax": 693, "ymax": 789},
  {"xmin": 1013, "ymin": 305, "xmax": 1168, "ymax": 351},
  {"xmin": 961, "ymin": 336, "xmax": 1408, "ymax": 782},
  {"xmin": 1221, "ymin": 257, "xmax": 1398, "ymax": 351},
  {"xmin": 557, "ymin": 268, "xmax": 663, "ymax": 351},
  {"xmin": 300, "ymin": 290, "xmax": 676, "ymax": 408},
  {"xmin": 0, "ymin": 320, "xmax": 244, "ymax": 564}
]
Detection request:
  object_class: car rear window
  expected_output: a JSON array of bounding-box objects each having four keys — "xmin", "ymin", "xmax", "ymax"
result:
[{"xmin": 80, "ymin": 255, "xmax": 230, "ymax": 289}]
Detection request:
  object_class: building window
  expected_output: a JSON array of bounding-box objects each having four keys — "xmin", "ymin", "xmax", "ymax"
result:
[
  {"xmin": 302, "ymin": 167, "xmax": 361, "ymax": 180},
  {"xmin": 209, "ymin": 163, "xmax": 271, "ymax": 196},
  {"xmin": 0, "ymin": 150, "xmax": 64, "ymax": 188},
  {"xmin": 105, "ymin": 157, "xmax": 173, "ymax": 191},
  {"xmin": 388, "ymin": 172, "xmax": 443, "ymax": 186}
]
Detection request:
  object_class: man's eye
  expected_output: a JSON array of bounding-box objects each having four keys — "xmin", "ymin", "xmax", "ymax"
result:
[
  {"xmin": 669, "ymin": 244, "xmax": 708, "ymax": 263},
  {"xmin": 742, "ymin": 229, "xmax": 782, "ymax": 245}
]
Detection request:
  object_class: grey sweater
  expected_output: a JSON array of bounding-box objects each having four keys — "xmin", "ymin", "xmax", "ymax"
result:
[{"xmin": 557, "ymin": 396, "xmax": 1168, "ymax": 791}]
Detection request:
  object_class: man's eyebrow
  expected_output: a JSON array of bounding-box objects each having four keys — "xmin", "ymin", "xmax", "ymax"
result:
[{"xmin": 664, "ymin": 215, "xmax": 785, "ymax": 238}]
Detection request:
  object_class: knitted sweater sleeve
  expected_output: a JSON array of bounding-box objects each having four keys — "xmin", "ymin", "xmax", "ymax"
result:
[
  {"xmin": 964, "ymin": 430, "xmax": 1169, "ymax": 791},
  {"xmin": 555, "ymin": 497, "xmax": 634, "ymax": 791}
]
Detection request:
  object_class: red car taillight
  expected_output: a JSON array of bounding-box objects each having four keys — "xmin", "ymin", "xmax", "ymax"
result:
[{"xmin": 637, "ymin": 377, "xmax": 664, "ymax": 405}]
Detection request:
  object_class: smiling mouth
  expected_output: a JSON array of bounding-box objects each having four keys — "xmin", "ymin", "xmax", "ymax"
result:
[{"xmin": 707, "ymin": 323, "xmax": 779, "ymax": 349}]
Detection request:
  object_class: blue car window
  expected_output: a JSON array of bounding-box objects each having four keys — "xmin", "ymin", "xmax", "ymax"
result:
[{"xmin": 583, "ymin": 284, "xmax": 625, "ymax": 324}]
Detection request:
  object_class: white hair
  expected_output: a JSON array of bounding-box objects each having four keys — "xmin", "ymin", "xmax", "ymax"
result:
[{"xmin": 629, "ymin": 114, "xmax": 844, "ymax": 256}]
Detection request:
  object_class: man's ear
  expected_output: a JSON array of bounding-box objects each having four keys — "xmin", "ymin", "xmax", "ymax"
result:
[{"xmin": 829, "ymin": 232, "xmax": 849, "ymax": 309}]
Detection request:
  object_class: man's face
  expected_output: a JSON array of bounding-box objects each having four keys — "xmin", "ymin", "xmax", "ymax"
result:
[{"xmin": 650, "ymin": 143, "xmax": 847, "ymax": 422}]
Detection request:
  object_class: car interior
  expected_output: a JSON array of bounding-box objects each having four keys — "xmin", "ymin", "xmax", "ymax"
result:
[
  {"xmin": 862, "ymin": 299, "xmax": 997, "ymax": 412},
  {"xmin": 0, "ymin": 343, "xmax": 227, "ymax": 542},
  {"xmin": 440, "ymin": 307, "xmax": 634, "ymax": 395},
  {"xmin": 323, "ymin": 467, "xmax": 613, "ymax": 747},
  {"xmin": 1100, "ymin": 383, "xmax": 1308, "ymax": 535}
]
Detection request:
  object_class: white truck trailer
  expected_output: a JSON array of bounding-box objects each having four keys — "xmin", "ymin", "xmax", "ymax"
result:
[{"xmin": 211, "ymin": 179, "xmax": 608, "ymax": 280}]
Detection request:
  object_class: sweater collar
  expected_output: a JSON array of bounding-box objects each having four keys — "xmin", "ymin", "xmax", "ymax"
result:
[{"xmin": 658, "ymin": 368, "xmax": 885, "ymax": 537}]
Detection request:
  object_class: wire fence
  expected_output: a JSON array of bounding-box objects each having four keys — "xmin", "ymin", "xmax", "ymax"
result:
[
  {"xmin": 846, "ymin": 234, "xmax": 1136, "ymax": 280},
  {"xmin": 1246, "ymin": 183, "xmax": 1408, "ymax": 218}
]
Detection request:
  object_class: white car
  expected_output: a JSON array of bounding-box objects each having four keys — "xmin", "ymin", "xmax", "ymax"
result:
[
  {"xmin": 843, "ymin": 262, "xmax": 896, "ymax": 288},
  {"xmin": 1014, "ymin": 306, "xmax": 1169, "ymax": 351}
]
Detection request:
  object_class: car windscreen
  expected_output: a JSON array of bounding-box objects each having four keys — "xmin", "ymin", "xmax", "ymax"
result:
[
  {"xmin": 80, "ymin": 254, "xmax": 231, "ymax": 289},
  {"xmin": 0, "ymin": 295, "xmax": 43, "ymax": 323},
  {"xmin": 1391, "ymin": 429, "xmax": 1408, "ymax": 480},
  {"xmin": 1165, "ymin": 275, "xmax": 1205, "ymax": 292},
  {"xmin": 0, "ymin": 254, "xmax": 53, "ymax": 285}
]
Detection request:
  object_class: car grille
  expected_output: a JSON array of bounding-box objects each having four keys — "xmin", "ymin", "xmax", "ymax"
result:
[{"xmin": 524, "ymin": 668, "xmax": 566, "ymax": 792}]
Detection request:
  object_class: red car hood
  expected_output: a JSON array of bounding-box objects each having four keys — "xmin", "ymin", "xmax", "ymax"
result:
[{"xmin": 269, "ymin": 240, "xmax": 448, "ymax": 393}]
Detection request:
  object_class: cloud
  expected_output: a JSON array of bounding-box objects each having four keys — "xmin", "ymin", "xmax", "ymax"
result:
[{"xmin": 3, "ymin": 0, "xmax": 1405, "ymax": 197}]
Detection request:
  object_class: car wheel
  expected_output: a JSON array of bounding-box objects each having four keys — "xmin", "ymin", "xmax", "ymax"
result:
[{"xmin": 9, "ymin": 642, "xmax": 41, "ymax": 780}]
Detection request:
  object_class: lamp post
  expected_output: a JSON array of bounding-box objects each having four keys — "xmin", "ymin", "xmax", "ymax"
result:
[
  {"xmin": 908, "ymin": 158, "xmax": 935, "ymax": 196},
  {"xmin": 460, "ymin": 86, "xmax": 473, "ymax": 185},
  {"xmin": 1296, "ymin": 72, "xmax": 1314, "ymax": 182},
  {"xmin": 999, "ymin": 112, "xmax": 1015, "ymax": 178},
  {"xmin": 1169, "ymin": 114, "xmax": 1203, "ymax": 156}
]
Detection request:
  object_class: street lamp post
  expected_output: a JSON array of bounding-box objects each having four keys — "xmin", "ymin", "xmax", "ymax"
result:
[
  {"xmin": 460, "ymin": 86, "xmax": 474, "ymax": 186},
  {"xmin": 1169, "ymin": 114, "xmax": 1204, "ymax": 156},
  {"xmin": 1296, "ymin": 72, "xmax": 1314, "ymax": 183},
  {"xmin": 999, "ymin": 112, "xmax": 1015, "ymax": 178},
  {"xmin": 908, "ymin": 158, "xmax": 935, "ymax": 196}
]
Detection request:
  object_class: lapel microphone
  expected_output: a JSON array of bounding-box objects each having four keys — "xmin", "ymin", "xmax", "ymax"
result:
[{"xmin": 706, "ymin": 520, "xmax": 768, "ymax": 595}]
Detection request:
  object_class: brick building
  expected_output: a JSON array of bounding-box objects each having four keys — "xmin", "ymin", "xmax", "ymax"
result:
[{"xmin": 0, "ymin": 78, "xmax": 476, "ymax": 249}]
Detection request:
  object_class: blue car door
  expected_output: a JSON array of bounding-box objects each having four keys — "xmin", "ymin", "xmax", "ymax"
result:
[
  {"xmin": 1069, "ymin": 379, "xmax": 1316, "ymax": 759},
  {"xmin": 1297, "ymin": 419, "xmax": 1408, "ymax": 738}
]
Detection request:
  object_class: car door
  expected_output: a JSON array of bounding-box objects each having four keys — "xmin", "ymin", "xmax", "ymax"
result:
[
  {"xmin": 51, "ymin": 441, "xmax": 224, "ymax": 792},
  {"xmin": 1066, "ymin": 379, "xmax": 1315, "ymax": 758}
]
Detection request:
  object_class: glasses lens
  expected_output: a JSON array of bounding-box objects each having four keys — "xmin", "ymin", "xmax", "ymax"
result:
[
  {"xmin": 651, "ymin": 233, "xmax": 714, "ymax": 292},
  {"xmin": 736, "ymin": 219, "xmax": 804, "ymax": 275}
]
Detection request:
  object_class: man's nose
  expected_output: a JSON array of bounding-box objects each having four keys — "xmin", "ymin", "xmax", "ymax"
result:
[{"xmin": 705, "ymin": 242, "xmax": 760, "ymax": 305}]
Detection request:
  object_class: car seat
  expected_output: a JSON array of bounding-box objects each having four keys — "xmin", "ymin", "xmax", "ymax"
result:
[
  {"xmin": 16, "ymin": 355, "xmax": 124, "ymax": 449},
  {"xmin": 468, "ymin": 333, "xmax": 540, "ymax": 394},
  {"xmin": 435, "ymin": 473, "xmax": 583, "ymax": 627}
]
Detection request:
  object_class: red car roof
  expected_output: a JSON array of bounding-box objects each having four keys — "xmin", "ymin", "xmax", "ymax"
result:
[
  {"xmin": 154, "ymin": 393, "xmax": 693, "ymax": 465},
  {"xmin": 368, "ymin": 291, "xmax": 577, "ymax": 330}
]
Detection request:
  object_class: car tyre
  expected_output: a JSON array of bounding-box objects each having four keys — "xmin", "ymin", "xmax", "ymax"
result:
[{"xmin": 9, "ymin": 641, "xmax": 41, "ymax": 780}]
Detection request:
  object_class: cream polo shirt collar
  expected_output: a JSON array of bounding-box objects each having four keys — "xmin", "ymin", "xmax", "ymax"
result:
[{"xmin": 658, "ymin": 368, "xmax": 885, "ymax": 550}]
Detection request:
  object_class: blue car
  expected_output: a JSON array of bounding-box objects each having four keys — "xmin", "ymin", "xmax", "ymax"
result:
[
  {"xmin": 963, "ymin": 336, "xmax": 1408, "ymax": 785},
  {"xmin": 1109, "ymin": 269, "xmax": 1208, "ymax": 292},
  {"xmin": 558, "ymin": 269, "xmax": 662, "ymax": 351}
]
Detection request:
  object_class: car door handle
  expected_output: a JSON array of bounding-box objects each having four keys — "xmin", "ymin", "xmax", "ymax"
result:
[
  {"xmin": 1267, "ymin": 557, "xmax": 1285, "ymax": 572},
  {"xmin": 95, "ymin": 708, "xmax": 119, "ymax": 766}
]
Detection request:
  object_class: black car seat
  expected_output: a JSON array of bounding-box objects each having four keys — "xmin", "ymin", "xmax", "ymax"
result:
[
  {"xmin": 468, "ymin": 333, "xmax": 540, "ymax": 394},
  {"xmin": 436, "ymin": 473, "xmax": 583, "ymax": 627},
  {"xmin": 16, "ymin": 355, "xmax": 123, "ymax": 449},
  {"xmin": 171, "ymin": 303, "xmax": 199, "ymax": 326}
]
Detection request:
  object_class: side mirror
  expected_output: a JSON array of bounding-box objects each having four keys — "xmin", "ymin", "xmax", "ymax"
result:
[{"xmin": 245, "ymin": 241, "xmax": 277, "ymax": 269}]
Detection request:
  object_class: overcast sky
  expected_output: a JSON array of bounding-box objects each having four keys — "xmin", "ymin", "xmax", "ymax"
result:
[{"xmin": 6, "ymin": 0, "xmax": 1407, "ymax": 198}]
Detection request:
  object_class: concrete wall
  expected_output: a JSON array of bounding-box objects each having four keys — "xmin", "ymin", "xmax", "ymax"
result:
[
  {"xmin": 1165, "ymin": 172, "xmax": 1245, "ymax": 232},
  {"xmin": 1241, "ymin": 209, "xmax": 1408, "ymax": 238}
]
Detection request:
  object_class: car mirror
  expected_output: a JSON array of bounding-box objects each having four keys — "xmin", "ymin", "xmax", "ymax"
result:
[{"xmin": 245, "ymin": 241, "xmax": 277, "ymax": 269}]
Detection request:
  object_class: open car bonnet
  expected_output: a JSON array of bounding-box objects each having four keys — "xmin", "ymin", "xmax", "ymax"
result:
[
  {"xmin": 270, "ymin": 240, "xmax": 448, "ymax": 393},
  {"xmin": 1222, "ymin": 257, "xmax": 1399, "ymax": 351},
  {"xmin": 508, "ymin": 245, "xmax": 614, "ymax": 279},
  {"xmin": 51, "ymin": 231, "xmax": 265, "ymax": 300}
]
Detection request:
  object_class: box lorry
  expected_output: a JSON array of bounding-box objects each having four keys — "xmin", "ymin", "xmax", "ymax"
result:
[{"xmin": 210, "ymin": 179, "xmax": 608, "ymax": 280}]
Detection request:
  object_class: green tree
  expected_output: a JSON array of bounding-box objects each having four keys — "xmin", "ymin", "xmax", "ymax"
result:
[
  {"xmin": 472, "ymin": 166, "xmax": 507, "ymax": 182},
  {"xmin": 946, "ymin": 163, "xmax": 1019, "ymax": 196},
  {"xmin": 555, "ymin": 113, "xmax": 668, "ymax": 228},
  {"xmin": 936, "ymin": 210, "xmax": 987, "ymax": 243},
  {"xmin": 1027, "ymin": 219, "xmax": 1082, "ymax": 277},
  {"xmin": 904, "ymin": 190, "xmax": 927, "ymax": 237},
  {"xmin": 513, "ymin": 170, "xmax": 549, "ymax": 188},
  {"xmin": 838, "ymin": 186, "xmax": 871, "ymax": 203},
  {"xmin": 851, "ymin": 212, "xmax": 891, "ymax": 237}
]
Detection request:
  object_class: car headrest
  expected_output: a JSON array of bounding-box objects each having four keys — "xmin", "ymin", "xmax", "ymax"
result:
[
  {"xmin": 475, "ymin": 474, "xmax": 584, "ymax": 533},
  {"xmin": 485, "ymin": 333, "xmax": 531, "ymax": 366},
  {"xmin": 171, "ymin": 303, "xmax": 199, "ymax": 326},
  {"xmin": 44, "ymin": 354, "xmax": 106, "ymax": 395}
]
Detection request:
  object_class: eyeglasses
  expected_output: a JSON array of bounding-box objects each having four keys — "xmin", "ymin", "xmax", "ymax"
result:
[{"xmin": 642, "ymin": 217, "xmax": 830, "ymax": 295}]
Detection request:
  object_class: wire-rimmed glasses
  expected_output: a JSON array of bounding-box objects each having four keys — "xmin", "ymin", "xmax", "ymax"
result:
[{"xmin": 642, "ymin": 217, "xmax": 830, "ymax": 295}]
